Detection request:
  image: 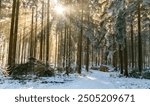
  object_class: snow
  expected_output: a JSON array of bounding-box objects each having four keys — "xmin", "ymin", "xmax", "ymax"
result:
[{"xmin": 0, "ymin": 68, "xmax": 150, "ymax": 89}]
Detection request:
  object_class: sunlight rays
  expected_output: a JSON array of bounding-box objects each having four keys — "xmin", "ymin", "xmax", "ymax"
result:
[{"xmin": 54, "ymin": 5, "xmax": 65, "ymax": 15}]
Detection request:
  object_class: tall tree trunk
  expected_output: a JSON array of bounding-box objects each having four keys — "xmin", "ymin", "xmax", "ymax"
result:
[
  {"xmin": 130, "ymin": 21, "xmax": 134, "ymax": 69},
  {"xmin": 86, "ymin": 37, "xmax": 90, "ymax": 72},
  {"xmin": 91, "ymin": 44, "xmax": 94, "ymax": 66},
  {"xmin": 17, "ymin": 34, "xmax": 22, "ymax": 64},
  {"xmin": 66, "ymin": 27, "xmax": 69, "ymax": 75},
  {"xmin": 63, "ymin": 24, "xmax": 66, "ymax": 68},
  {"xmin": 8, "ymin": 0, "xmax": 17, "ymax": 67},
  {"xmin": 98, "ymin": 50, "xmax": 100, "ymax": 66},
  {"xmin": 30, "ymin": 7, "xmax": 34, "ymax": 58},
  {"xmin": 34, "ymin": 7, "xmax": 38, "ymax": 58},
  {"xmin": 77, "ymin": 0, "xmax": 83, "ymax": 74},
  {"xmin": 43, "ymin": 25, "xmax": 46, "ymax": 62},
  {"xmin": 85, "ymin": 5, "xmax": 90, "ymax": 71},
  {"xmin": 149, "ymin": 25, "xmax": 150, "ymax": 67},
  {"xmin": 55, "ymin": 30, "xmax": 58, "ymax": 67},
  {"xmin": 95, "ymin": 50, "xmax": 98, "ymax": 66},
  {"xmin": 101, "ymin": 48, "xmax": 104, "ymax": 64},
  {"xmin": 39, "ymin": 2, "xmax": 44, "ymax": 60},
  {"xmin": 143, "ymin": 36, "xmax": 146, "ymax": 69},
  {"xmin": 60, "ymin": 29, "xmax": 63, "ymax": 67},
  {"xmin": 46, "ymin": 0, "xmax": 50, "ymax": 68},
  {"xmin": 58, "ymin": 29, "xmax": 63, "ymax": 67},
  {"xmin": 113, "ymin": 35, "xmax": 117, "ymax": 68},
  {"xmin": 57, "ymin": 31, "xmax": 61, "ymax": 67},
  {"xmin": 21, "ymin": 37, "xmax": 25, "ymax": 64},
  {"xmin": 138, "ymin": 0, "xmax": 143, "ymax": 73},
  {"xmin": 68, "ymin": 1, "xmax": 72, "ymax": 74},
  {"xmin": 119, "ymin": 45, "xmax": 123, "ymax": 74},
  {"xmin": 12, "ymin": 0, "xmax": 20, "ymax": 65},
  {"xmin": 124, "ymin": 38, "xmax": 128, "ymax": 76},
  {"xmin": 68, "ymin": 23, "xmax": 71, "ymax": 73},
  {"xmin": 134, "ymin": 36, "xmax": 137, "ymax": 69},
  {"xmin": 0, "ymin": 0, "xmax": 1, "ymax": 18}
]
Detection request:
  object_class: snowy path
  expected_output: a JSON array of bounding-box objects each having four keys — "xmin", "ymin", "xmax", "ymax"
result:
[{"xmin": 0, "ymin": 70, "xmax": 150, "ymax": 89}]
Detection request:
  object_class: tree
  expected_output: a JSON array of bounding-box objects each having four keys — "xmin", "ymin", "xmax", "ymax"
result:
[
  {"xmin": 8, "ymin": 0, "xmax": 20, "ymax": 69},
  {"xmin": 76, "ymin": 0, "xmax": 83, "ymax": 74},
  {"xmin": 130, "ymin": 17, "xmax": 134, "ymax": 69},
  {"xmin": 0, "ymin": 0, "xmax": 1, "ymax": 18},
  {"xmin": 46, "ymin": 0, "xmax": 50, "ymax": 68},
  {"xmin": 137, "ymin": 0, "xmax": 143, "ymax": 74},
  {"xmin": 30, "ymin": 7, "xmax": 34, "ymax": 58}
]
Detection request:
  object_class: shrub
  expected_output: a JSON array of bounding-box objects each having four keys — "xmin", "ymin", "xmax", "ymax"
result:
[
  {"xmin": 142, "ymin": 71, "xmax": 150, "ymax": 79},
  {"xmin": 129, "ymin": 69, "xmax": 141, "ymax": 78},
  {"xmin": 7, "ymin": 58, "xmax": 55, "ymax": 79},
  {"xmin": 99, "ymin": 65, "xmax": 109, "ymax": 72}
]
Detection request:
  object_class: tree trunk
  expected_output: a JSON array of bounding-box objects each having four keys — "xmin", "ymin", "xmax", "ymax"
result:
[
  {"xmin": 30, "ymin": 7, "xmax": 34, "ymax": 58},
  {"xmin": 0, "ymin": 0, "xmax": 1, "ymax": 18},
  {"xmin": 58, "ymin": 29, "xmax": 63, "ymax": 67},
  {"xmin": 57, "ymin": 31, "xmax": 61, "ymax": 67},
  {"xmin": 55, "ymin": 30, "xmax": 58, "ymax": 67},
  {"xmin": 68, "ymin": 2, "xmax": 72, "ymax": 74},
  {"xmin": 124, "ymin": 38, "xmax": 128, "ymax": 76},
  {"xmin": 68, "ymin": 24, "xmax": 71, "ymax": 73},
  {"xmin": 8, "ymin": 0, "xmax": 17, "ymax": 67},
  {"xmin": 119, "ymin": 45, "xmax": 123, "ymax": 74},
  {"xmin": 17, "ymin": 34, "xmax": 22, "ymax": 64},
  {"xmin": 130, "ymin": 21, "xmax": 134, "ymax": 69},
  {"xmin": 13, "ymin": 0, "xmax": 20, "ymax": 64},
  {"xmin": 91, "ymin": 45, "xmax": 94, "ymax": 66},
  {"xmin": 86, "ymin": 37, "xmax": 90, "ymax": 72},
  {"xmin": 63, "ymin": 23, "xmax": 66, "ymax": 68},
  {"xmin": 46, "ymin": 0, "xmax": 50, "ymax": 68},
  {"xmin": 134, "ymin": 36, "xmax": 137, "ymax": 69},
  {"xmin": 138, "ymin": 0, "xmax": 143, "ymax": 73},
  {"xmin": 113, "ymin": 35, "xmax": 117, "ymax": 68},
  {"xmin": 77, "ymin": 0, "xmax": 83, "ymax": 74},
  {"xmin": 66, "ymin": 27, "xmax": 69, "ymax": 75},
  {"xmin": 34, "ymin": 7, "xmax": 38, "ymax": 58},
  {"xmin": 149, "ymin": 25, "xmax": 150, "ymax": 67},
  {"xmin": 39, "ymin": 2, "xmax": 44, "ymax": 60}
]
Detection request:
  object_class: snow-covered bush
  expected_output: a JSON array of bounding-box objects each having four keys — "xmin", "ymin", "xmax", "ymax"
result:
[
  {"xmin": 129, "ymin": 69, "xmax": 141, "ymax": 78},
  {"xmin": 8, "ymin": 58, "xmax": 55, "ymax": 79}
]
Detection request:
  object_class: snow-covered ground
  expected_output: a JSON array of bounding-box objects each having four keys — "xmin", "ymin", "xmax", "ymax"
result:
[{"xmin": 0, "ymin": 69, "xmax": 150, "ymax": 89}]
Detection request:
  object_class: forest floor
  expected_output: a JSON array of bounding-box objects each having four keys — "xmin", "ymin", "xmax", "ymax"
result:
[{"xmin": 0, "ymin": 67, "xmax": 150, "ymax": 89}]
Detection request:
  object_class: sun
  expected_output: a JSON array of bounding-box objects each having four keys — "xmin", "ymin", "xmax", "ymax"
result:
[
  {"xmin": 53, "ymin": 0, "xmax": 58, "ymax": 4},
  {"xmin": 54, "ymin": 5, "xmax": 65, "ymax": 15}
]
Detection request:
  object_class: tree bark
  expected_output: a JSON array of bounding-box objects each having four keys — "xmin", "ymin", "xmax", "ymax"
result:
[
  {"xmin": 119, "ymin": 45, "xmax": 123, "ymax": 74},
  {"xmin": 124, "ymin": 38, "xmax": 128, "ymax": 76},
  {"xmin": 34, "ymin": 7, "xmax": 38, "ymax": 58},
  {"xmin": 46, "ymin": 0, "xmax": 50, "ymax": 68},
  {"xmin": 77, "ymin": 0, "xmax": 83, "ymax": 74},
  {"xmin": 30, "ymin": 7, "xmax": 34, "ymax": 58},
  {"xmin": 39, "ymin": 2, "xmax": 44, "ymax": 60},
  {"xmin": 0, "ymin": 0, "xmax": 1, "ymax": 18},
  {"xmin": 86, "ymin": 37, "xmax": 90, "ymax": 72},
  {"xmin": 138, "ymin": 0, "xmax": 143, "ymax": 73},
  {"xmin": 130, "ymin": 21, "xmax": 134, "ymax": 69},
  {"xmin": 8, "ymin": 0, "xmax": 17, "ymax": 67}
]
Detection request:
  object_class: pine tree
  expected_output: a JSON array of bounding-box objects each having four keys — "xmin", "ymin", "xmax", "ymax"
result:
[
  {"xmin": 77, "ymin": 0, "xmax": 83, "ymax": 74},
  {"xmin": 137, "ymin": 0, "xmax": 143, "ymax": 74},
  {"xmin": 46, "ymin": 0, "xmax": 50, "ymax": 68},
  {"xmin": 8, "ymin": 0, "xmax": 20, "ymax": 69},
  {"xmin": 130, "ymin": 18, "xmax": 134, "ymax": 69}
]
